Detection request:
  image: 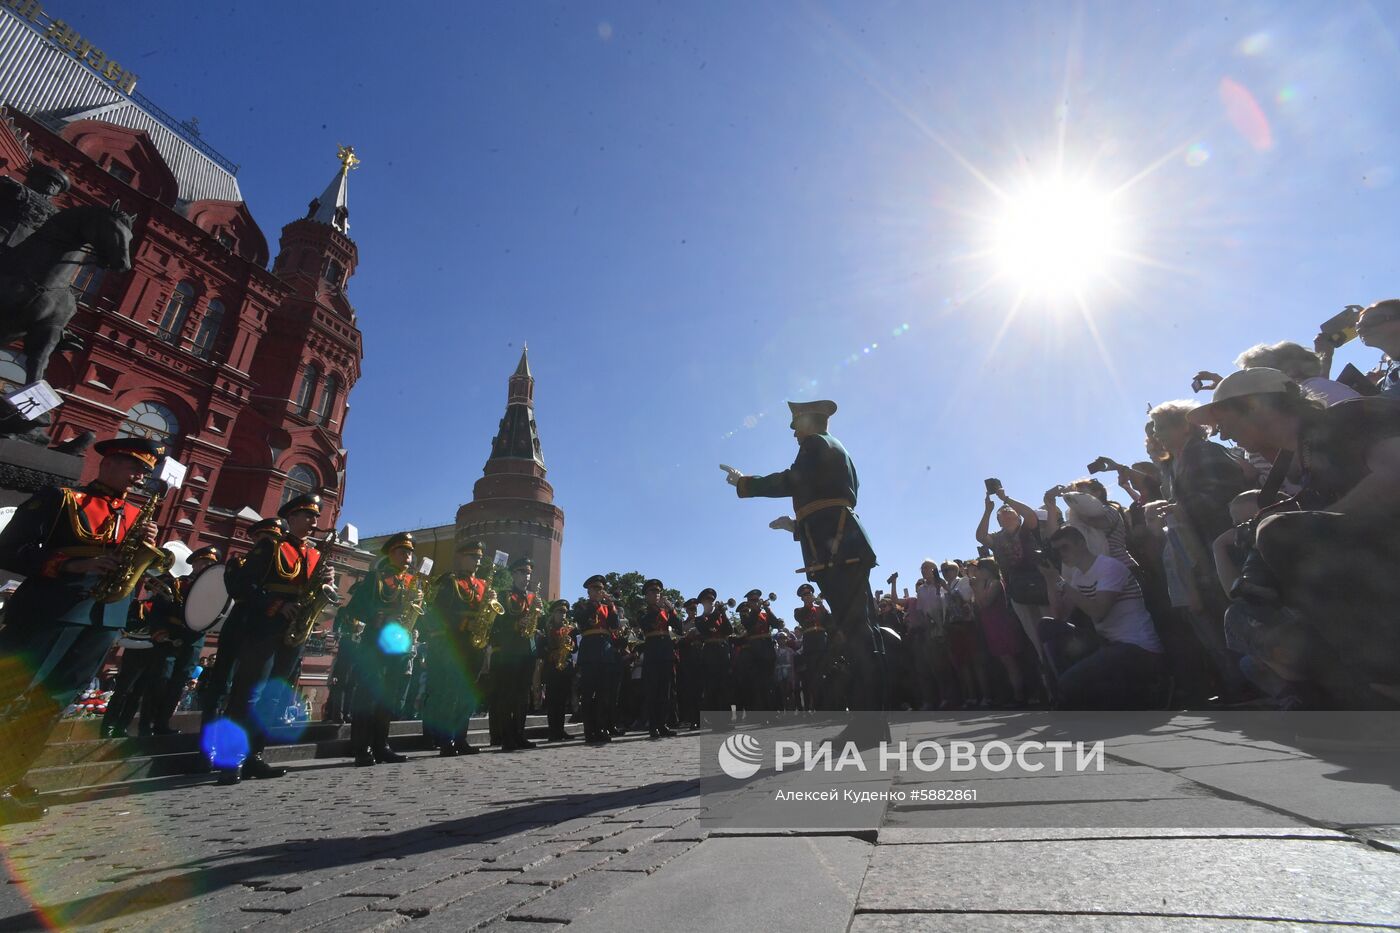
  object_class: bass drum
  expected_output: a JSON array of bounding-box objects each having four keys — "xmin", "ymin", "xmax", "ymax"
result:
[{"xmin": 182, "ymin": 564, "xmax": 235, "ymax": 634}]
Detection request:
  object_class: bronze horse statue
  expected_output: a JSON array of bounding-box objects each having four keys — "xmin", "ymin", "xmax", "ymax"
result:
[{"xmin": 0, "ymin": 201, "xmax": 134, "ymax": 389}]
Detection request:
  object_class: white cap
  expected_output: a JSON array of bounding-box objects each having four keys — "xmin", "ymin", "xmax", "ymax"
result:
[{"xmin": 1188, "ymin": 368, "xmax": 1293, "ymax": 425}]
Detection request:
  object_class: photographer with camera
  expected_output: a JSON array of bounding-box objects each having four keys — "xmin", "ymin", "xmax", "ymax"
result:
[
  {"xmin": 1190, "ymin": 368, "xmax": 1400, "ymax": 705},
  {"xmin": 976, "ymin": 481, "xmax": 1053, "ymax": 697},
  {"xmin": 1036, "ymin": 526, "xmax": 1165, "ymax": 709},
  {"xmin": 1042, "ymin": 477, "xmax": 1134, "ymax": 566}
]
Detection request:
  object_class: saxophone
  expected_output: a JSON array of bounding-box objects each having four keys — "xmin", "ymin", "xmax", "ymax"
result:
[
  {"xmin": 90, "ymin": 491, "xmax": 174, "ymax": 603},
  {"xmin": 552, "ymin": 616, "xmax": 576, "ymax": 670},
  {"xmin": 516, "ymin": 583, "xmax": 544, "ymax": 638},
  {"xmin": 399, "ymin": 568, "xmax": 430, "ymax": 635},
  {"xmin": 466, "ymin": 561, "xmax": 503, "ymax": 649},
  {"xmin": 284, "ymin": 535, "xmax": 340, "ymax": 647}
]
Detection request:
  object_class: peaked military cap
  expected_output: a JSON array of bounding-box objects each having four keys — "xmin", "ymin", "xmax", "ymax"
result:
[
  {"xmin": 248, "ymin": 517, "xmax": 287, "ymax": 539},
  {"xmin": 456, "ymin": 540, "xmax": 486, "ymax": 555},
  {"xmin": 381, "ymin": 532, "xmax": 414, "ymax": 554},
  {"xmin": 94, "ymin": 436, "xmax": 165, "ymax": 468},
  {"xmin": 797, "ymin": 582, "xmax": 815, "ymax": 597},
  {"xmin": 583, "ymin": 574, "xmax": 607, "ymax": 590},
  {"xmin": 697, "ymin": 587, "xmax": 717, "ymax": 601},
  {"xmin": 509, "ymin": 556, "xmax": 534, "ymax": 572},
  {"xmin": 745, "ymin": 588, "xmax": 763, "ymax": 600},
  {"xmin": 278, "ymin": 493, "xmax": 321, "ymax": 519},
  {"xmin": 27, "ymin": 162, "xmax": 70, "ymax": 193},
  {"xmin": 189, "ymin": 545, "xmax": 221, "ymax": 564},
  {"xmin": 550, "ymin": 598, "xmax": 571, "ymax": 612},
  {"xmin": 787, "ymin": 399, "xmax": 837, "ymax": 420},
  {"xmin": 643, "ymin": 578, "xmax": 664, "ymax": 592}
]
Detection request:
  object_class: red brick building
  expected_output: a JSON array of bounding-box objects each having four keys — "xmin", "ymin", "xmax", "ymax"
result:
[{"xmin": 0, "ymin": 107, "xmax": 364, "ymax": 558}]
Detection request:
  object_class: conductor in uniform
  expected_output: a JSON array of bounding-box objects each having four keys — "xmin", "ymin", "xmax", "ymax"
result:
[
  {"xmin": 722, "ymin": 399, "xmax": 885, "ymax": 725},
  {"xmin": 0, "ymin": 436, "xmax": 163, "ymax": 822}
]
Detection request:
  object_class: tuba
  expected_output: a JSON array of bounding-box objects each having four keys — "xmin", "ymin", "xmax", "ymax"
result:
[
  {"xmin": 90, "ymin": 490, "xmax": 174, "ymax": 604},
  {"xmin": 285, "ymin": 534, "xmax": 340, "ymax": 647},
  {"xmin": 399, "ymin": 565, "xmax": 430, "ymax": 635}
]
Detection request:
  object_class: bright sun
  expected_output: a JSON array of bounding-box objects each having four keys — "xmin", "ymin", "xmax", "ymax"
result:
[{"xmin": 990, "ymin": 177, "xmax": 1123, "ymax": 299}]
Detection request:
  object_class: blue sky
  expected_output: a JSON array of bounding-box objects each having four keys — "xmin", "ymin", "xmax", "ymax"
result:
[{"xmin": 78, "ymin": 1, "xmax": 1400, "ymax": 607}]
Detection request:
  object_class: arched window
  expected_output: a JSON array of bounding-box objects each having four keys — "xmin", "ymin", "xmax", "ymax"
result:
[
  {"xmin": 324, "ymin": 258, "xmax": 344, "ymax": 288},
  {"xmin": 156, "ymin": 282, "xmax": 196, "ymax": 345},
  {"xmin": 294, "ymin": 363, "xmax": 320, "ymax": 416},
  {"xmin": 280, "ymin": 464, "xmax": 318, "ymax": 507},
  {"xmin": 118, "ymin": 401, "xmax": 180, "ymax": 490},
  {"xmin": 190, "ymin": 299, "xmax": 225, "ymax": 360},
  {"xmin": 316, "ymin": 373, "xmax": 339, "ymax": 425},
  {"xmin": 0, "ymin": 349, "xmax": 27, "ymax": 393}
]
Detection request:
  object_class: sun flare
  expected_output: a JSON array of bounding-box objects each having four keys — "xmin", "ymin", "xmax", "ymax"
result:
[{"xmin": 990, "ymin": 176, "xmax": 1123, "ymax": 299}]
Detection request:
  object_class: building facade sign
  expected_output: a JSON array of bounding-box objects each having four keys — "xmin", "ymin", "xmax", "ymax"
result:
[{"xmin": 2, "ymin": 0, "xmax": 138, "ymax": 94}]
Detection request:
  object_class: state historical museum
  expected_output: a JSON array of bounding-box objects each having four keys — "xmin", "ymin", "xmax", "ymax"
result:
[{"xmin": 0, "ymin": 6, "xmax": 364, "ymax": 555}]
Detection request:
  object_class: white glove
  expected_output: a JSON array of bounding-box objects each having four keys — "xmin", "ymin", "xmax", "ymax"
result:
[
  {"xmin": 769, "ymin": 516, "xmax": 797, "ymax": 533},
  {"xmin": 720, "ymin": 463, "xmax": 744, "ymax": 487}
]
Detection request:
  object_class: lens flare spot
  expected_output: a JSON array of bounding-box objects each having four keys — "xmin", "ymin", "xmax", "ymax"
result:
[
  {"xmin": 1219, "ymin": 76, "xmax": 1273, "ymax": 152},
  {"xmin": 1238, "ymin": 31, "xmax": 1270, "ymax": 56},
  {"xmin": 1185, "ymin": 143, "xmax": 1211, "ymax": 167},
  {"xmin": 742, "ymin": 415, "xmax": 758, "ymax": 429},
  {"xmin": 201, "ymin": 718, "xmax": 249, "ymax": 769},
  {"xmin": 1276, "ymin": 85, "xmax": 1298, "ymax": 104},
  {"xmin": 379, "ymin": 623, "xmax": 412, "ymax": 655}
]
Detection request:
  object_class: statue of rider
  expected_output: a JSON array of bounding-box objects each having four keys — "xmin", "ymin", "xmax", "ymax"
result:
[{"xmin": 0, "ymin": 163, "xmax": 70, "ymax": 251}]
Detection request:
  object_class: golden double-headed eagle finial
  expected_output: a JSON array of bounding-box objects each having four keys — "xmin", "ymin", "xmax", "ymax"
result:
[{"xmin": 337, "ymin": 144, "xmax": 361, "ymax": 171}]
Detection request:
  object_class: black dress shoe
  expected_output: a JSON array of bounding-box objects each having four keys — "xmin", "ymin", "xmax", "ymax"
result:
[
  {"xmin": 373, "ymin": 747, "xmax": 408, "ymax": 764},
  {"xmin": 438, "ymin": 745, "xmax": 459, "ymax": 757},
  {"xmin": 458, "ymin": 743, "xmax": 479, "ymax": 755},
  {"xmin": 517, "ymin": 739, "xmax": 537, "ymax": 749},
  {"xmin": 243, "ymin": 755, "xmax": 287, "ymax": 779},
  {"xmin": 0, "ymin": 790, "xmax": 46, "ymax": 824},
  {"xmin": 649, "ymin": 730, "xmax": 661, "ymax": 739},
  {"xmin": 608, "ymin": 726, "xmax": 625, "ymax": 736},
  {"xmin": 659, "ymin": 727, "xmax": 679, "ymax": 737},
  {"xmin": 354, "ymin": 753, "xmax": 376, "ymax": 767},
  {"xmin": 216, "ymin": 765, "xmax": 242, "ymax": 785}
]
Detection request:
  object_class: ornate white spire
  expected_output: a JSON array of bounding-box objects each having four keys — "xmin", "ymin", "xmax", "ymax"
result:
[{"xmin": 307, "ymin": 144, "xmax": 358, "ymax": 234}]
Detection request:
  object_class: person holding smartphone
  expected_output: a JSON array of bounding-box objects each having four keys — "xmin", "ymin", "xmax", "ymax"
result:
[{"xmin": 975, "ymin": 480, "xmax": 1053, "ymax": 698}]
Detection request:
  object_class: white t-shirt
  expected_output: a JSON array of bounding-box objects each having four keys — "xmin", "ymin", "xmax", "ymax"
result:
[
  {"xmin": 1302, "ymin": 376, "xmax": 1361, "ymax": 407},
  {"xmin": 1064, "ymin": 555, "xmax": 1162, "ymax": 653}
]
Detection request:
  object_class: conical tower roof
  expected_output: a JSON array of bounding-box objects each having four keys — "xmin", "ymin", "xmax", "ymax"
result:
[{"xmin": 306, "ymin": 144, "xmax": 358, "ymax": 234}]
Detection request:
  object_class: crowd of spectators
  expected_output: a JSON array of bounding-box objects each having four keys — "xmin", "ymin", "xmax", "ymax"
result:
[{"xmin": 875, "ymin": 300, "xmax": 1400, "ymax": 711}]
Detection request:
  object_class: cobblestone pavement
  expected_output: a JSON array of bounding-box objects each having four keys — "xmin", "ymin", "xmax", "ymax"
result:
[{"xmin": 1, "ymin": 716, "xmax": 1399, "ymax": 932}]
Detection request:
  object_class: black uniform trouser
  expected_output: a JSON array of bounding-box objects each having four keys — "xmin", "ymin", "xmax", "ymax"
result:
[
  {"xmin": 642, "ymin": 640, "xmax": 675, "ymax": 732},
  {"xmin": 800, "ymin": 634, "xmax": 829, "ymax": 710},
  {"xmin": 223, "ymin": 627, "xmax": 302, "ymax": 758},
  {"xmin": 199, "ymin": 620, "xmax": 247, "ymax": 728},
  {"xmin": 422, "ymin": 636, "xmax": 481, "ymax": 744},
  {"xmin": 576, "ymin": 661, "xmax": 613, "ymax": 738},
  {"xmin": 736, "ymin": 639, "xmax": 776, "ymax": 713},
  {"xmin": 489, "ymin": 654, "xmax": 532, "ymax": 747},
  {"xmin": 103, "ymin": 645, "xmax": 174, "ymax": 734},
  {"xmin": 700, "ymin": 644, "xmax": 731, "ymax": 717},
  {"xmin": 0, "ymin": 620, "xmax": 118, "ymax": 790},
  {"xmin": 325, "ymin": 639, "xmax": 356, "ymax": 721},
  {"xmin": 677, "ymin": 654, "xmax": 702, "ymax": 726},
  {"xmin": 812, "ymin": 563, "xmax": 884, "ymax": 712},
  {"xmin": 160, "ymin": 636, "xmax": 203, "ymax": 726},
  {"xmin": 545, "ymin": 664, "xmax": 573, "ymax": 738},
  {"xmin": 350, "ymin": 633, "xmax": 403, "ymax": 753}
]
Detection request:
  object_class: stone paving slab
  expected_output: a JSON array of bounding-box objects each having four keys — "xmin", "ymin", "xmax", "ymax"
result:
[
  {"xmin": 3, "ymin": 717, "xmax": 1399, "ymax": 932},
  {"xmin": 858, "ymin": 838, "xmax": 1400, "ymax": 925},
  {"xmin": 566, "ymin": 836, "xmax": 872, "ymax": 933},
  {"xmin": 850, "ymin": 916, "xmax": 1399, "ymax": 932}
]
